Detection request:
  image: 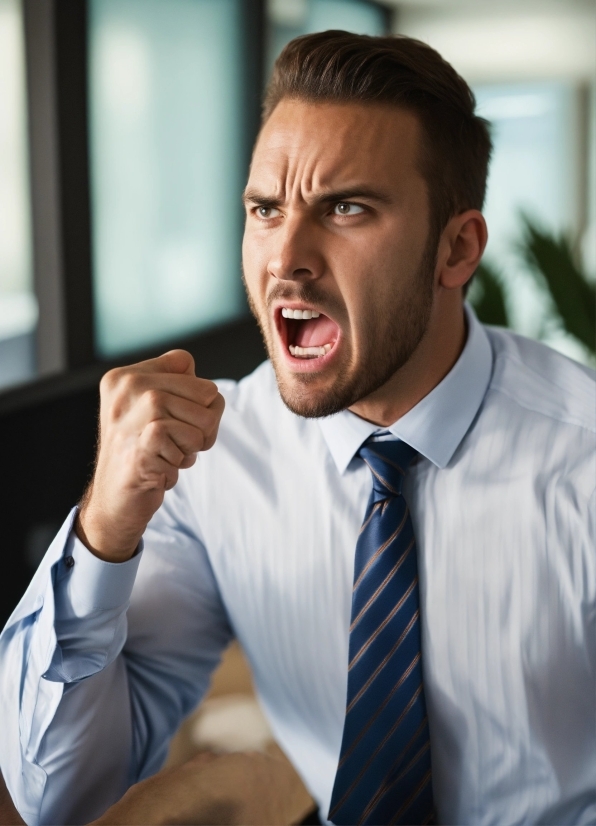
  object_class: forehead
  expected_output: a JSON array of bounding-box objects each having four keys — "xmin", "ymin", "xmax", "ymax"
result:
[{"xmin": 249, "ymin": 99, "xmax": 423, "ymax": 192}]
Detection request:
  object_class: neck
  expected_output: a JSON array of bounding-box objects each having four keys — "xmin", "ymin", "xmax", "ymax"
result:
[{"xmin": 349, "ymin": 296, "xmax": 467, "ymax": 427}]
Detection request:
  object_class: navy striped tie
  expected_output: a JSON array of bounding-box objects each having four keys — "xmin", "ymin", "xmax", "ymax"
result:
[{"xmin": 329, "ymin": 438, "xmax": 434, "ymax": 825}]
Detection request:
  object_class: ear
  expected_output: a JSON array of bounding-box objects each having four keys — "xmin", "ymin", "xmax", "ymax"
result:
[{"xmin": 436, "ymin": 209, "xmax": 488, "ymax": 290}]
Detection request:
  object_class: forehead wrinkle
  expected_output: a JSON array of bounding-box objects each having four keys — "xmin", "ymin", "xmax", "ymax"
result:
[
  {"xmin": 250, "ymin": 100, "xmax": 423, "ymax": 209},
  {"xmin": 256, "ymin": 145, "xmax": 374, "ymax": 209},
  {"xmin": 288, "ymin": 118, "xmax": 371, "ymax": 201}
]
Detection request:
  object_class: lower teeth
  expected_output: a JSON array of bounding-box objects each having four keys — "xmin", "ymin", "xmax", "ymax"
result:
[{"xmin": 289, "ymin": 343, "xmax": 332, "ymax": 359}]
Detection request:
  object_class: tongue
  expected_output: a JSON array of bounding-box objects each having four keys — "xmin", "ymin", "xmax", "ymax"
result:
[{"xmin": 294, "ymin": 315, "xmax": 339, "ymax": 347}]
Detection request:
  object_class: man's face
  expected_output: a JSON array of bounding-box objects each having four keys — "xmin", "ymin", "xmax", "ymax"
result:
[{"xmin": 242, "ymin": 99, "xmax": 437, "ymax": 418}]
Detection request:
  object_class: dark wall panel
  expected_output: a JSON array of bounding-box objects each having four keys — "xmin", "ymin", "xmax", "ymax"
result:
[{"xmin": 1, "ymin": 386, "xmax": 98, "ymax": 628}]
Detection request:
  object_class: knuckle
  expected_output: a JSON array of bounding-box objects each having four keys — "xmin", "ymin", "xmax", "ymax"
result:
[
  {"xmin": 99, "ymin": 368, "xmax": 117, "ymax": 395},
  {"xmin": 101, "ymin": 370, "xmax": 138, "ymax": 423},
  {"xmin": 145, "ymin": 418, "xmax": 168, "ymax": 443},
  {"xmin": 144, "ymin": 387, "xmax": 164, "ymax": 412},
  {"xmin": 117, "ymin": 370, "xmax": 141, "ymax": 399},
  {"xmin": 101, "ymin": 366, "xmax": 133, "ymax": 398}
]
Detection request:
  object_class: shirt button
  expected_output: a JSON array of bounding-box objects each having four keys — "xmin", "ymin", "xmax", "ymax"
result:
[{"xmin": 64, "ymin": 555, "xmax": 75, "ymax": 569}]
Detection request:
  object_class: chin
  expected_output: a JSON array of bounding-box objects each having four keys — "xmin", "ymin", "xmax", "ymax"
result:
[
  {"xmin": 278, "ymin": 388, "xmax": 344, "ymax": 419},
  {"xmin": 274, "ymin": 365, "xmax": 358, "ymax": 419}
]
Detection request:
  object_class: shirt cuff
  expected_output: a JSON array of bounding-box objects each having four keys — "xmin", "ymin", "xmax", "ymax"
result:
[{"xmin": 57, "ymin": 531, "xmax": 143, "ymax": 617}]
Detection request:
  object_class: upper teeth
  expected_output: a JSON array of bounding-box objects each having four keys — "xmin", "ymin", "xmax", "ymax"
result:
[{"xmin": 281, "ymin": 308, "xmax": 320, "ymax": 320}]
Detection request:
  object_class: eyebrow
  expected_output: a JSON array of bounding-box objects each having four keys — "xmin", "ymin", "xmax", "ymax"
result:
[{"xmin": 242, "ymin": 186, "xmax": 393, "ymax": 207}]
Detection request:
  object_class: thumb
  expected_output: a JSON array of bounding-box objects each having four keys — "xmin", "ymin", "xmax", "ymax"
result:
[{"xmin": 155, "ymin": 349, "xmax": 196, "ymax": 376}]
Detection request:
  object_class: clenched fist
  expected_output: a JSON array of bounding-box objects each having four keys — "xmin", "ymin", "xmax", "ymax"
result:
[{"xmin": 76, "ymin": 350, "xmax": 224, "ymax": 562}]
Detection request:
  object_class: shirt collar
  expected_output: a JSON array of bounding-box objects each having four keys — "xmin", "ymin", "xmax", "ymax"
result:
[{"xmin": 318, "ymin": 304, "xmax": 493, "ymax": 474}]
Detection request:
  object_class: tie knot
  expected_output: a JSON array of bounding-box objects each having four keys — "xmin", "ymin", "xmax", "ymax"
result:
[{"xmin": 358, "ymin": 438, "xmax": 418, "ymax": 501}]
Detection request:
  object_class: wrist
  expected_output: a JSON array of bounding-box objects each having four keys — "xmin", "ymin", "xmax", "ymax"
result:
[{"xmin": 75, "ymin": 506, "xmax": 140, "ymax": 563}]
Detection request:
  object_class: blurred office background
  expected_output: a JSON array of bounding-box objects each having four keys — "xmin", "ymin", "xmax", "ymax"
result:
[
  {"xmin": 0, "ymin": 0, "xmax": 594, "ymax": 765},
  {"xmin": 0, "ymin": 0, "xmax": 594, "ymax": 797},
  {"xmin": 2, "ymin": 0, "xmax": 594, "ymax": 399}
]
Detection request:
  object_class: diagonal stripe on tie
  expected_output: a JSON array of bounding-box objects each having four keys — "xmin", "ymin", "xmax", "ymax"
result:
[
  {"xmin": 329, "ymin": 437, "xmax": 435, "ymax": 825},
  {"xmin": 353, "ymin": 508, "xmax": 410, "ymax": 589},
  {"xmin": 346, "ymin": 610, "xmax": 419, "ymax": 714},
  {"xmin": 360, "ymin": 716, "xmax": 431, "ymax": 822},
  {"xmin": 350, "ymin": 539, "xmax": 415, "ymax": 631},
  {"xmin": 339, "ymin": 652, "xmax": 421, "ymax": 770},
  {"xmin": 349, "ymin": 576, "xmax": 418, "ymax": 669}
]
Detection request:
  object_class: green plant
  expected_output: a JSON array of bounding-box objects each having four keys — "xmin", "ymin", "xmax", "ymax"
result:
[
  {"xmin": 520, "ymin": 216, "xmax": 595, "ymax": 356},
  {"xmin": 469, "ymin": 216, "xmax": 596, "ymax": 358}
]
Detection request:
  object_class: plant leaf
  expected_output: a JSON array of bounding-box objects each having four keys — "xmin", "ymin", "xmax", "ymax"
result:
[{"xmin": 521, "ymin": 216, "xmax": 595, "ymax": 354}]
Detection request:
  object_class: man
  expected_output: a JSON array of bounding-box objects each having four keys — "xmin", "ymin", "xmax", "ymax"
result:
[{"xmin": 1, "ymin": 31, "xmax": 594, "ymax": 826}]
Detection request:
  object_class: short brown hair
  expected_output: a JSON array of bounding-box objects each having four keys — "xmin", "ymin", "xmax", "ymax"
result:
[{"xmin": 263, "ymin": 31, "xmax": 492, "ymax": 242}]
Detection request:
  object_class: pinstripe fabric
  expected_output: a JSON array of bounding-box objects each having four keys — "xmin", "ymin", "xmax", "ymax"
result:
[
  {"xmin": 329, "ymin": 438, "xmax": 434, "ymax": 825},
  {"xmin": 4, "ymin": 309, "xmax": 595, "ymax": 825}
]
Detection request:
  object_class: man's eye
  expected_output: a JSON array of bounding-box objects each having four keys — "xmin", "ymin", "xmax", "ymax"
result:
[
  {"xmin": 256, "ymin": 206, "xmax": 281, "ymax": 219},
  {"xmin": 334, "ymin": 203, "xmax": 364, "ymax": 216}
]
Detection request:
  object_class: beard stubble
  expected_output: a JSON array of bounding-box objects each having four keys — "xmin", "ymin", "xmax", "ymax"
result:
[{"xmin": 244, "ymin": 236, "xmax": 437, "ymax": 419}]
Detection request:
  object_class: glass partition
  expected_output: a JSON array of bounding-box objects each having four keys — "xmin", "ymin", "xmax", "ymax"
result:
[
  {"xmin": 88, "ymin": 0, "xmax": 246, "ymax": 358},
  {"xmin": 267, "ymin": 0, "xmax": 387, "ymax": 76},
  {"xmin": 475, "ymin": 81, "xmax": 588, "ymax": 359},
  {"xmin": 0, "ymin": 0, "xmax": 36, "ymax": 388}
]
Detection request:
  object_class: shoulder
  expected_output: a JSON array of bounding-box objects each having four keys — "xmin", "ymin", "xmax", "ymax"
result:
[
  {"xmin": 485, "ymin": 326, "xmax": 596, "ymax": 435},
  {"xmin": 476, "ymin": 328, "xmax": 596, "ymax": 504}
]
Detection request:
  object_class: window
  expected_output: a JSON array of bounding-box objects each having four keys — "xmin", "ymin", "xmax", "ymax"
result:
[
  {"xmin": 0, "ymin": 0, "xmax": 35, "ymax": 389},
  {"xmin": 89, "ymin": 0, "xmax": 247, "ymax": 358},
  {"xmin": 89, "ymin": 0, "xmax": 387, "ymax": 360},
  {"xmin": 267, "ymin": 0, "xmax": 387, "ymax": 75},
  {"xmin": 475, "ymin": 81, "xmax": 588, "ymax": 359}
]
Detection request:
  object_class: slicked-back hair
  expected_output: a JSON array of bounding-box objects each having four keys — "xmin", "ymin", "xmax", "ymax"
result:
[{"xmin": 263, "ymin": 31, "xmax": 492, "ymax": 243}]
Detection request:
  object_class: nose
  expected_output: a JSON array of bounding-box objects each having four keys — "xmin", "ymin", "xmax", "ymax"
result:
[{"xmin": 267, "ymin": 214, "xmax": 325, "ymax": 283}]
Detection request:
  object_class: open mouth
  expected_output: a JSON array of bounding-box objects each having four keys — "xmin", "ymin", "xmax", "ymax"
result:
[{"xmin": 276, "ymin": 306, "xmax": 340, "ymax": 361}]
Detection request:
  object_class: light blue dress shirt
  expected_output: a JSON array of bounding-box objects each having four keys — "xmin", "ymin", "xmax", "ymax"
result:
[{"xmin": 1, "ymin": 308, "xmax": 595, "ymax": 826}]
